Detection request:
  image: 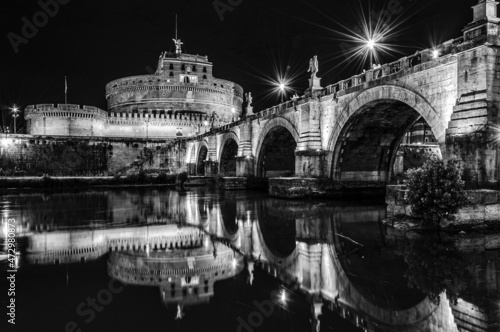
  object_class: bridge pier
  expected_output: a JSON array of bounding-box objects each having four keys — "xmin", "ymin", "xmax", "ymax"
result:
[
  {"xmin": 235, "ymin": 155, "xmax": 254, "ymax": 177},
  {"xmin": 203, "ymin": 160, "xmax": 218, "ymax": 176},
  {"xmin": 295, "ymin": 150, "xmax": 326, "ymax": 177}
]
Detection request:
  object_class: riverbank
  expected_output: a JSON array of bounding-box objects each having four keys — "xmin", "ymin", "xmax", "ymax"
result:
[
  {"xmin": 383, "ymin": 215, "xmax": 500, "ymax": 251},
  {"xmin": 0, "ymin": 173, "xmax": 177, "ymax": 190}
]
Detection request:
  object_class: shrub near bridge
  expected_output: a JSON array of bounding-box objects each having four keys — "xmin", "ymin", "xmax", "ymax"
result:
[{"xmin": 405, "ymin": 158, "xmax": 468, "ymax": 228}]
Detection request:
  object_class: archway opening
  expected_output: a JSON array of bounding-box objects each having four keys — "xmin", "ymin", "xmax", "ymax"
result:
[
  {"xmin": 220, "ymin": 139, "xmax": 238, "ymax": 176},
  {"xmin": 332, "ymin": 100, "xmax": 441, "ymax": 185},
  {"xmin": 258, "ymin": 126, "xmax": 297, "ymax": 178},
  {"xmin": 197, "ymin": 146, "xmax": 208, "ymax": 176}
]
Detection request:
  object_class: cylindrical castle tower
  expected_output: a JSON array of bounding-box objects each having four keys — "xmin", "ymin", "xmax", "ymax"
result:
[{"xmin": 104, "ymin": 42, "xmax": 244, "ymax": 138}]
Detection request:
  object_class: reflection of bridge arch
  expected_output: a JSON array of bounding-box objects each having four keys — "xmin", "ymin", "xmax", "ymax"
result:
[
  {"xmin": 323, "ymin": 219, "xmax": 438, "ymax": 328},
  {"xmin": 218, "ymin": 131, "xmax": 239, "ymax": 176},
  {"xmin": 252, "ymin": 218, "xmax": 299, "ymax": 274},
  {"xmin": 327, "ymin": 85, "xmax": 444, "ymax": 183},
  {"xmin": 255, "ymin": 117, "xmax": 299, "ymax": 178},
  {"xmin": 196, "ymin": 141, "xmax": 208, "ymax": 175}
]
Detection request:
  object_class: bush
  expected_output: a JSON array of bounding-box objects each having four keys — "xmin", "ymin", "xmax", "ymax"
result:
[
  {"xmin": 402, "ymin": 234, "xmax": 471, "ymax": 305},
  {"xmin": 406, "ymin": 158, "xmax": 468, "ymax": 227}
]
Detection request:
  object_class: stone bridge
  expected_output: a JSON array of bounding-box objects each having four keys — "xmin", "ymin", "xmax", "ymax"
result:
[{"xmin": 185, "ymin": 2, "xmax": 500, "ymax": 188}]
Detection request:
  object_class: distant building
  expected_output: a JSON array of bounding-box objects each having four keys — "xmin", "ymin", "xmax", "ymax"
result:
[{"xmin": 402, "ymin": 118, "xmax": 438, "ymax": 145}]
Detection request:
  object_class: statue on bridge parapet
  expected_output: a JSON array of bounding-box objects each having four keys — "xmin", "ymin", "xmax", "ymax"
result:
[
  {"xmin": 306, "ymin": 55, "xmax": 322, "ymax": 97},
  {"xmin": 308, "ymin": 55, "xmax": 319, "ymax": 78},
  {"xmin": 245, "ymin": 92, "xmax": 253, "ymax": 116}
]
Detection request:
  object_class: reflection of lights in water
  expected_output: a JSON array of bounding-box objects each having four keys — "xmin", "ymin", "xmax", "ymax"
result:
[
  {"xmin": 2, "ymin": 222, "xmax": 7, "ymax": 237},
  {"xmin": 146, "ymin": 244, "xmax": 150, "ymax": 255},
  {"xmin": 281, "ymin": 290, "xmax": 286, "ymax": 303}
]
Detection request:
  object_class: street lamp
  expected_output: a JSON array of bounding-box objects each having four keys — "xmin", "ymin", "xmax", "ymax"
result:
[
  {"xmin": 279, "ymin": 83, "xmax": 285, "ymax": 103},
  {"xmin": 10, "ymin": 106, "xmax": 19, "ymax": 134},
  {"xmin": 366, "ymin": 39, "xmax": 376, "ymax": 69}
]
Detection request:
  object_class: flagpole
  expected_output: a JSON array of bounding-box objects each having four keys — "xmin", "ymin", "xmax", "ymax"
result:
[{"xmin": 65, "ymin": 76, "xmax": 67, "ymax": 104}]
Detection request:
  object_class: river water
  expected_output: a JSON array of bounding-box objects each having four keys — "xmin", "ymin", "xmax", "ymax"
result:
[{"xmin": 1, "ymin": 187, "xmax": 498, "ymax": 331}]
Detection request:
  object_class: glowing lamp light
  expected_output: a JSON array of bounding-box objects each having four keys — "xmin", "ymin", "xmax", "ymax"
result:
[
  {"xmin": 367, "ymin": 39, "xmax": 376, "ymax": 50},
  {"xmin": 432, "ymin": 49, "xmax": 439, "ymax": 59},
  {"xmin": 279, "ymin": 83, "xmax": 285, "ymax": 91},
  {"xmin": 1, "ymin": 138, "xmax": 13, "ymax": 147},
  {"xmin": 232, "ymin": 258, "xmax": 237, "ymax": 269},
  {"xmin": 280, "ymin": 290, "xmax": 286, "ymax": 303}
]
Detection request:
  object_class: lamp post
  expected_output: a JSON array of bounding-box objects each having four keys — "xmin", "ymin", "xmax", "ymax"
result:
[
  {"xmin": 279, "ymin": 83, "xmax": 285, "ymax": 103},
  {"xmin": 367, "ymin": 39, "xmax": 376, "ymax": 69},
  {"xmin": 10, "ymin": 106, "xmax": 19, "ymax": 134}
]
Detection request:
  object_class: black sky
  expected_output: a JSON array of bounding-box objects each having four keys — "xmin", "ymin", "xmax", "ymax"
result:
[{"xmin": 0, "ymin": 0, "xmax": 477, "ymax": 131}]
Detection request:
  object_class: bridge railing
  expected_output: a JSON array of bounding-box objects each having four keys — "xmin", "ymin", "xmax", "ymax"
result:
[{"xmin": 325, "ymin": 35, "xmax": 466, "ymax": 95}]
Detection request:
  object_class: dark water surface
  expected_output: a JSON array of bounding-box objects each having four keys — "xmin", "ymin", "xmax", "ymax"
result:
[{"xmin": 1, "ymin": 188, "xmax": 498, "ymax": 332}]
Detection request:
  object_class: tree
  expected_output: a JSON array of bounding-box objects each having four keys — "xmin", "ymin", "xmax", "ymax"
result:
[{"xmin": 405, "ymin": 158, "xmax": 468, "ymax": 228}]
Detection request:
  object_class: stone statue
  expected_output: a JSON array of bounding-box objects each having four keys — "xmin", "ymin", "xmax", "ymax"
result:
[
  {"xmin": 210, "ymin": 111, "xmax": 216, "ymax": 129},
  {"xmin": 245, "ymin": 92, "xmax": 253, "ymax": 107},
  {"xmin": 291, "ymin": 93, "xmax": 299, "ymax": 101},
  {"xmin": 172, "ymin": 38, "xmax": 183, "ymax": 54},
  {"xmin": 308, "ymin": 55, "xmax": 319, "ymax": 77}
]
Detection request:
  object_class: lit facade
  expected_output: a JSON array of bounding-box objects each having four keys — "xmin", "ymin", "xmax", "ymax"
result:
[{"xmin": 24, "ymin": 45, "xmax": 244, "ymax": 139}]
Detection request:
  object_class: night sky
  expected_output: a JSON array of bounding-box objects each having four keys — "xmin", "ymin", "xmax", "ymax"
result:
[{"xmin": 1, "ymin": 0, "xmax": 477, "ymax": 131}]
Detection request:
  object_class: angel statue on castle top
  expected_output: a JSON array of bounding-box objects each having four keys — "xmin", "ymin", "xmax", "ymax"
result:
[{"xmin": 173, "ymin": 39, "xmax": 183, "ymax": 55}]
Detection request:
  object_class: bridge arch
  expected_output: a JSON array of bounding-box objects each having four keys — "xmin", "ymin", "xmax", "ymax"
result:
[
  {"xmin": 196, "ymin": 141, "xmax": 209, "ymax": 175},
  {"xmin": 327, "ymin": 85, "xmax": 445, "ymax": 183},
  {"xmin": 218, "ymin": 131, "xmax": 239, "ymax": 176},
  {"xmin": 255, "ymin": 117, "xmax": 299, "ymax": 177}
]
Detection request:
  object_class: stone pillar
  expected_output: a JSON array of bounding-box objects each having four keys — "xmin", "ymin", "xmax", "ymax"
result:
[
  {"xmin": 236, "ymin": 120, "xmax": 254, "ymax": 176},
  {"xmin": 446, "ymin": 44, "xmax": 500, "ymax": 185},
  {"xmin": 204, "ymin": 135, "xmax": 218, "ymax": 176},
  {"xmin": 295, "ymin": 100, "xmax": 326, "ymax": 177},
  {"xmin": 187, "ymin": 142, "xmax": 197, "ymax": 175}
]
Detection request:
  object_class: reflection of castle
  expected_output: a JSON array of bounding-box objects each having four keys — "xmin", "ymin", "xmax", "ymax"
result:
[
  {"xmin": 108, "ymin": 234, "xmax": 243, "ymax": 308},
  {"xmin": 24, "ymin": 41, "xmax": 243, "ymax": 139}
]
